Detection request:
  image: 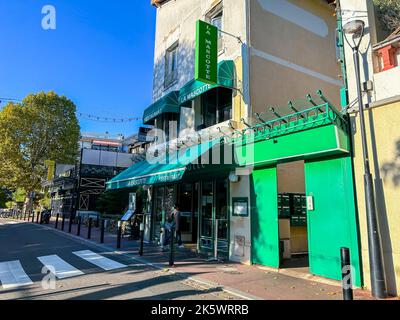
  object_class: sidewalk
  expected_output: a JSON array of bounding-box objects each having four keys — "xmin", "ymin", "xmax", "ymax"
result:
[{"xmin": 35, "ymin": 216, "xmax": 375, "ymax": 300}]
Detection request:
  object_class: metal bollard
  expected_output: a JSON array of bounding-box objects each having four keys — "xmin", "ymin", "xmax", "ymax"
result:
[
  {"xmin": 36, "ymin": 212, "xmax": 40, "ymax": 224},
  {"xmin": 68, "ymin": 215, "xmax": 73, "ymax": 233},
  {"xmin": 169, "ymin": 227, "xmax": 175, "ymax": 267},
  {"xmin": 100, "ymin": 219, "xmax": 105, "ymax": 243},
  {"xmin": 23, "ymin": 213, "xmax": 27, "ymax": 221},
  {"xmin": 139, "ymin": 223, "xmax": 145, "ymax": 256},
  {"xmin": 117, "ymin": 220, "xmax": 122, "ymax": 249},
  {"xmin": 55, "ymin": 213, "xmax": 59, "ymax": 229},
  {"xmin": 31, "ymin": 212, "xmax": 35, "ymax": 223},
  {"xmin": 87, "ymin": 217, "xmax": 93, "ymax": 239},
  {"xmin": 341, "ymin": 247, "xmax": 354, "ymax": 300},
  {"xmin": 61, "ymin": 214, "xmax": 65, "ymax": 231},
  {"xmin": 77, "ymin": 216, "xmax": 82, "ymax": 236}
]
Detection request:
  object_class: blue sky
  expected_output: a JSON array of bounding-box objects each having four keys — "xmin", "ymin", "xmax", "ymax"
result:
[{"xmin": 0, "ymin": 0, "xmax": 156, "ymax": 137}]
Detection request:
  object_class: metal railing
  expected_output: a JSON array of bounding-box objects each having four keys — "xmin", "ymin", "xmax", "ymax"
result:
[{"xmin": 230, "ymin": 91, "xmax": 348, "ymax": 145}]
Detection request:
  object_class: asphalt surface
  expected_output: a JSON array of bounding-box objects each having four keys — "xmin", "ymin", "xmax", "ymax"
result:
[{"xmin": 0, "ymin": 219, "xmax": 235, "ymax": 300}]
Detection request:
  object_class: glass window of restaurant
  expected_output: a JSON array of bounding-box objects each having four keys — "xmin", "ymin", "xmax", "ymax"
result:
[
  {"xmin": 200, "ymin": 88, "xmax": 232, "ymax": 129},
  {"xmin": 176, "ymin": 182, "xmax": 199, "ymax": 244},
  {"xmin": 199, "ymin": 178, "xmax": 229, "ymax": 254},
  {"xmin": 152, "ymin": 185, "xmax": 176, "ymax": 241}
]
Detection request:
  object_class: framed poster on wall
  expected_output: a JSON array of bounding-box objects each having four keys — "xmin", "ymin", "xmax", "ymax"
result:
[{"xmin": 232, "ymin": 197, "xmax": 249, "ymax": 217}]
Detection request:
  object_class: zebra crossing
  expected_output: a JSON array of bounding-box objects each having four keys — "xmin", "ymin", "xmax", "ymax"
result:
[
  {"xmin": 0, "ymin": 260, "xmax": 34, "ymax": 289},
  {"xmin": 0, "ymin": 220, "xmax": 21, "ymax": 226},
  {"xmin": 0, "ymin": 250, "xmax": 127, "ymax": 289}
]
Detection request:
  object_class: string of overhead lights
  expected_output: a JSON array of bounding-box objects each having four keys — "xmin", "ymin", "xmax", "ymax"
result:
[
  {"xmin": 77, "ymin": 112, "xmax": 142, "ymax": 123},
  {"xmin": 0, "ymin": 97, "xmax": 142, "ymax": 123}
]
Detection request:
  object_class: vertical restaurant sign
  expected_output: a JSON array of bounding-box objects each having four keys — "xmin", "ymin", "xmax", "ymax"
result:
[{"xmin": 195, "ymin": 20, "xmax": 218, "ymax": 85}]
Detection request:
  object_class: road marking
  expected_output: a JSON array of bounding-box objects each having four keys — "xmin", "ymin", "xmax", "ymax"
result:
[
  {"xmin": 73, "ymin": 250, "xmax": 126, "ymax": 271},
  {"xmin": 0, "ymin": 260, "xmax": 34, "ymax": 289},
  {"xmin": 37, "ymin": 255, "xmax": 84, "ymax": 279},
  {"xmin": 5, "ymin": 221, "xmax": 20, "ymax": 225}
]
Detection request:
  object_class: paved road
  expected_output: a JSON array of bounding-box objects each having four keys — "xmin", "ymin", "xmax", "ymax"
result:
[{"xmin": 0, "ymin": 219, "xmax": 235, "ymax": 300}]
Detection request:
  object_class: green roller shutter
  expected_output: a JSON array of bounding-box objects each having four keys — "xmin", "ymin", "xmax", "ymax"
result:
[
  {"xmin": 305, "ymin": 156, "xmax": 362, "ymax": 287},
  {"xmin": 251, "ymin": 167, "xmax": 280, "ymax": 268}
]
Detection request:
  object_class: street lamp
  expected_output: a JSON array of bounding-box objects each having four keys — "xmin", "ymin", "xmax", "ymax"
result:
[{"xmin": 343, "ymin": 19, "xmax": 387, "ymax": 299}]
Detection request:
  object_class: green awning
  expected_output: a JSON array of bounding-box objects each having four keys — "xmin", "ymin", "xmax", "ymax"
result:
[
  {"xmin": 143, "ymin": 91, "xmax": 180, "ymax": 125},
  {"xmin": 179, "ymin": 60, "xmax": 235, "ymax": 104},
  {"xmin": 106, "ymin": 139, "xmax": 220, "ymax": 190}
]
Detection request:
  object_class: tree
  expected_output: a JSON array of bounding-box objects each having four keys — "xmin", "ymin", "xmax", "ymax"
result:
[
  {"xmin": 96, "ymin": 189, "xmax": 131, "ymax": 216},
  {"xmin": 0, "ymin": 188, "xmax": 12, "ymax": 208},
  {"xmin": 374, "ymin": 0, "xmax": 400, "ymax": 36},
  {"xmin": 0, "ymin": 91, "xmax": 80, "ymax": 211}
]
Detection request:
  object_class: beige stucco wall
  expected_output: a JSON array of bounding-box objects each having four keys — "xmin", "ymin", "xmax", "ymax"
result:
[
  {"xmin": 277, "ymin": 161, "xmax": 305, "ymax": 194},
  {"xmin": 351, "ymin": 100, "xmax": 400, "ymax": 296},
  {"xmin": 249, "ymin": 0, "xmax": 342, "ymax": 117}
]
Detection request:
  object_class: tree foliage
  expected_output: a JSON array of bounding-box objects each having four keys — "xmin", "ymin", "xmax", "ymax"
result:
[
  {"xmin": 96, "ymin": 188, "xmax": 141, "ymax": 216},
  {"xmin": 0, "ymin": 92, "xmax": 80, "ymax": 193},
  {"xmin": 0, "ymin": 188, "xmax": 12, "ymax": 208},
  {"xmin": 374, "ymin": 0, "xmax": 400, "ymax": 35},
  {"xmin": 12, "ymin": 188, "xmax": 27, "ymax": 203}
]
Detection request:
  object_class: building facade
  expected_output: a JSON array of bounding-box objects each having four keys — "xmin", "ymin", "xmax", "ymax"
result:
[
  {"xmin": 341, "ymin": 0, "xmax": 400, "ymax": 296},
  {"xmin": 108, "ymin": 0, "xmax": 365, "ymax": 286},
  {"xmin": 45, "ymin": 133, "xmax": 145, "ymax": 217}
]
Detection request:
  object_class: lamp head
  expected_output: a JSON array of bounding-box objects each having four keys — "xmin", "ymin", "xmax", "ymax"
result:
[{"xmin": 343, "ymin": 20, "xmax": 365, "ymax": 38}]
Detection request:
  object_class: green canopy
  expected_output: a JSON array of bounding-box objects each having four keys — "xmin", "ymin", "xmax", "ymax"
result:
[
  {"xmin": 143, "ymin": 91, "xmax": 180, "ymax": 125},
  {"xmin": 179, "ymin": 60, "xmax": 235, "ymax": 104},
  {"xmin": 106, "ymin": 139, "xmax": 221, "ymax": 190}
]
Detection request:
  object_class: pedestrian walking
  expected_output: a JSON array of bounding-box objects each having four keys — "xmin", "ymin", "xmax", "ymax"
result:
[
  {"xmin": 173, "ymin": 204, "xmax": 183, "ymax": 248},
  {"xmin": 162, "ymin": 211, "xmax": 173, "ymax": 251}
]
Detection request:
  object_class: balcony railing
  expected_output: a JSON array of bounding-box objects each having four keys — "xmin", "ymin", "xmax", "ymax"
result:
[{"xmin": 231, "ymin": 91, "xmax": 348, "ymax": 145}]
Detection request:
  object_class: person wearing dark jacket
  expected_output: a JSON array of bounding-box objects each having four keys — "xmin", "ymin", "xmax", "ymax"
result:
[{"xmin": 173, "ymin": 204, "xmax": 183, "ymax": 248}]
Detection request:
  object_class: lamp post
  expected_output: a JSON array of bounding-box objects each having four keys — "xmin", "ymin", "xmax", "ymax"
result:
[{"xmin": 343, "ymin": 19, "xmax": 387, "ymax": 299}]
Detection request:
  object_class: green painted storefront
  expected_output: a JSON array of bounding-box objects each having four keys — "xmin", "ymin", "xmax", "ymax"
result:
[{"xmin": 234, "ymin": 101, "xmax": 363, "ymax": 287}]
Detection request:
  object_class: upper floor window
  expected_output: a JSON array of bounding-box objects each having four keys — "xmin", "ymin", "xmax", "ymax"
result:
[
  {"xmin": 91, "ymin": 144, "xmax": 119, "ymax": 152},
  {"xmin": 199, "ymin": 87, "xmax": 232, "ymax": 130},
  {"xmin": 207, "ymin": 2, "xmax": 223, "ymax": 52},
  {"xmin": 211, "ymin": 12, "xmax": 223, "ymax": 38},
  {"xmin": 154, "ymin": 113, "xmax": 180, "ymax": 143},
  {"xmin": 164, "ymin": 42, "xmax": 179, "ymax": 88}
]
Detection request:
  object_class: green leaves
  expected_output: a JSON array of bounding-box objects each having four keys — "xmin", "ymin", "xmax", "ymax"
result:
[
  {"xmin": 0, "ymin": 91, "xmax": 80, "ymax": 193},
  {"xmin": 373, "ymin": 0, "xmax": 400, "ymax": 36},
  {"xmin": 96, "ymin": 189, "xmax": 132, "ymax": 216}
]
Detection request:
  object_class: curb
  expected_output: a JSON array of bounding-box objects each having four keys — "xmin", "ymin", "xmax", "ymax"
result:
[{"xmin": 31, "ymin": 221, "xmax": 258, "ymax": 300}]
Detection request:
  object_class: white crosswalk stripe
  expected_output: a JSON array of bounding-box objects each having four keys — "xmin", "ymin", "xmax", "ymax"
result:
[
  {"xmin": 37, "ymin": 255, "xmax": 84, "ymax": 279},
  {"xmin": 73, "ymin": 250, "xmax": 127, "ymax": 271},
  {"xmin": 0, "ymin": 260, "xmax": 33, "ymax": 289},
  {"xmin": 0, "ymin": 221, "xmax": 19, "ymax": 226},
  {"xmin": 0, "ymin": 252, "xmax": 127, "ymax": 289}
]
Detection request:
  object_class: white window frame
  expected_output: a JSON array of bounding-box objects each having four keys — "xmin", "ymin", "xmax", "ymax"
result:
[
  {"xmin": 164, "ymin": 42, "xmax": 179, "ymax": 89},
  {"xmin": 206, "ymin": 2, "xmax": 224, "ymax": 54}
]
